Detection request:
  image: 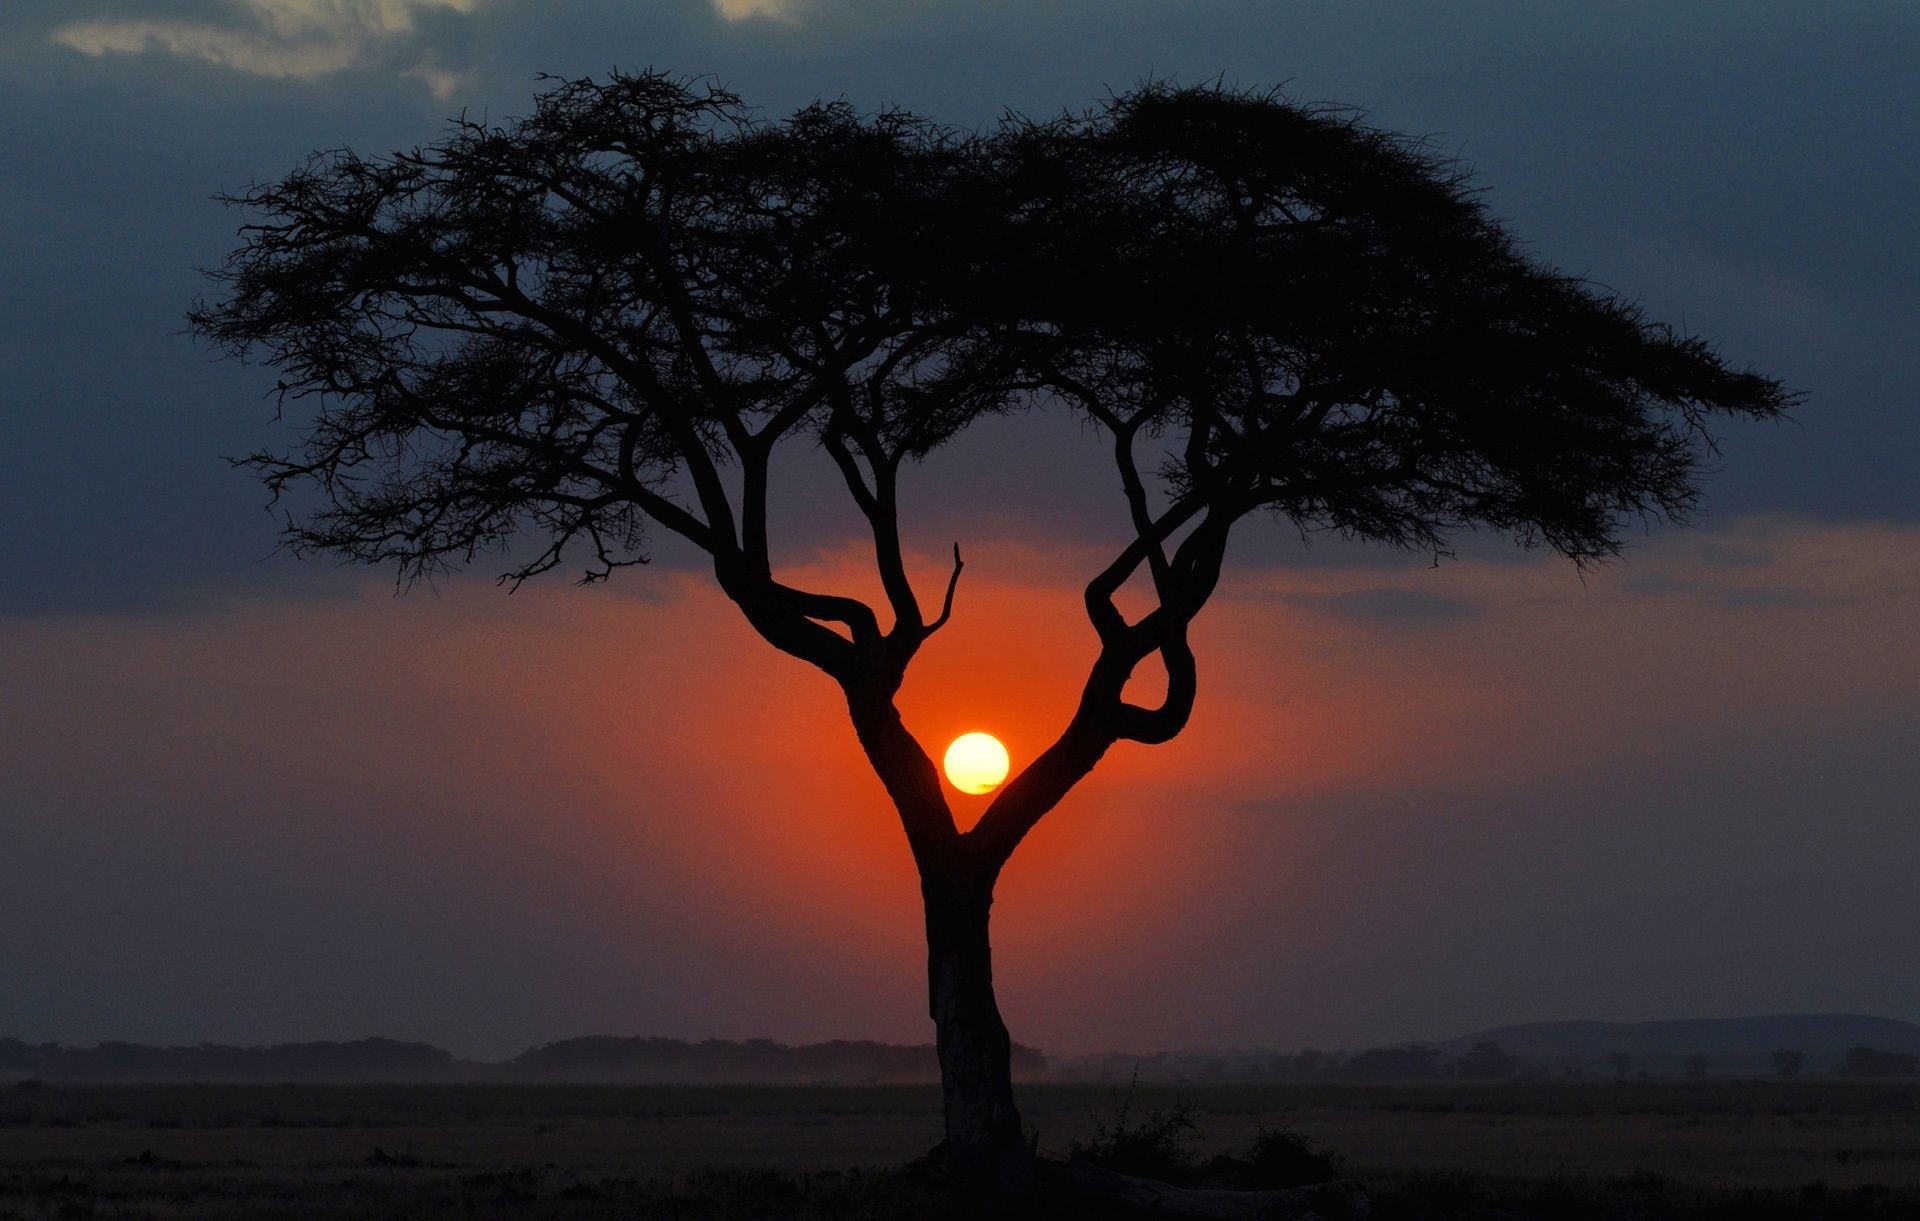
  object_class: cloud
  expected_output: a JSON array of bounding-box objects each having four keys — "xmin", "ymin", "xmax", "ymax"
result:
[
  {"xmin": 49, "ymin": 0, "xmax": 482, "ymax": 95},
  {"xmin": 1623, "ymin": 573, "xmax": 1695, "ymax": 596},
  {"xmin": 1716, "ymin": 587, "xmax": 1844, "ymax": 610},
  {"xmin": 1608, "ymin": 517, "xmax": 1913, "ymax": 613},
  {"xmin": 711, "ymin": 0, "xmax": 803, "ymax": 22},
  {"xmin": 1281, "ymin": 588, "xmax": 1481, "ymax": 628}
]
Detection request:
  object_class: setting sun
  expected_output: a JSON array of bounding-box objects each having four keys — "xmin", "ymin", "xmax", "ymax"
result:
[{"xmin": 942, "ymin": 732, "xmax": 1010, "ymax": 795}]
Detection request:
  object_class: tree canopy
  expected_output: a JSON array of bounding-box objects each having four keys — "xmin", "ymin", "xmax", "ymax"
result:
[{"xmin": 194, "ymin": 73, "xmax": 1790, "ymax": 874}]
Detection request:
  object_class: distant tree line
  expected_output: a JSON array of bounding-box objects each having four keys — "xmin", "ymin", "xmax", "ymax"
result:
[
  {"xmin": 510, "ymin": 1036, "xmax": 1049, "ymax": 1084},
  {"xmin": 1054, "ymin": 1042, "xmax": 1920, "ymax": 1084},
  {"xmin": 0, "ymin": 1036, "xmax": 1045, "ymax": 1085},
  {"xmin": 1839, "ymin": 1047, "xmax": 1919, "ymax": 1078},
  {"xmin": 7, "ymin": 1034, "xmax": 1913, "ymax": 1085}
]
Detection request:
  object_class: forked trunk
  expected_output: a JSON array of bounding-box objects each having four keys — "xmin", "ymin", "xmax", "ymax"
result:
[{"xmin": 924, "ymin": 880, "xmax": 1031, "ymax": 1207}]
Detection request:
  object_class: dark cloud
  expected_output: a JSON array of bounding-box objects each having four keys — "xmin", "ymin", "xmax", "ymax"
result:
[
  {"xmin": 1687, "ymin": 539, "xmax": 1777, "ymax": 569},
  {"xmin": 1717, "ymin": 587, "xmax": 1849, "ymax": 611},
  {"xmin": 1623, "ymin": 573, "xmax": 1696, "ymax": 596},
  {"xmin": 2, "ymin": 1, "xmax": 1914, "ymax": 618},
  {"xmin": 1283, "ymin": 588, "xmax": 1482, "ymax": 628}
]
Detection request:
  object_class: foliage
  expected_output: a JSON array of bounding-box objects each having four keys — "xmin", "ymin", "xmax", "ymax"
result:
[
  {"xmin": 1058, "ymin": 1080, "xmax": 1348, "ymax": 1191},
  {"xmin": 1337, "ymin": 1044, "xmax": 1442, "ymax": 1081},
  {"xmin": 190, "ymin": 71, "xmax": 1796, "ymax": 821},
  {"xmin": 1241, "ymin": 1124, "xmax": 1347, "ymax": 1188},
  {"xmin": 1454, "ymin": 1041, "xmax": 1518, "ymax": 1081},
  {"xmin": 1841, "ymin": 1048, "xmax": 1919, "ymax": 1078},
  {"xmin": 1062, "ymin": 1072, "xmax": 1201, "ymax": 1184}
]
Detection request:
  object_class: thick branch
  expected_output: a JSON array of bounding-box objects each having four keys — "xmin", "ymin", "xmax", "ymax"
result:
[
  {"xmin": 844, "ymin": 688, "xmax": 963, "ymax": 875},
  {"xmin": 1080, "ymin": 394, "xmax": 1176, "ymax": 600},
  {"xmin": 1083, "ymin": 490, "xmax": 1209, "ymax": 643},
  {"xmin": 712, "ymin": 558, "xmax": 864, "ymax": 679}
]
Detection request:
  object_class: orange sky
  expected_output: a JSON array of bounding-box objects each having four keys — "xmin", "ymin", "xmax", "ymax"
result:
[{"xmin": 3, "ymin": 515, "xmax": 1916, "ymax": 1056}]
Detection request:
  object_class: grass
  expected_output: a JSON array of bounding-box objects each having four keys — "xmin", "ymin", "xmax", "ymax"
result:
[{"xmin": 0, "ymin": 1080, "xmax": 1917, "ymax": 1217}]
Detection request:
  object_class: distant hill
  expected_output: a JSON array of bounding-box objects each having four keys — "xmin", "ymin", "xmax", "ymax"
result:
[
  {"xmin": 0, "ymin": 1035, "xmax": 1047, "ymax": 1085},
  {"xmin": 1441, "ymin": 1014, "xmax": 1920, "ymax": 1075}
]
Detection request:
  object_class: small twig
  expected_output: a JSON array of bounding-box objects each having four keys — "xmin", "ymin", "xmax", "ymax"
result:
[{"xmin": 925, "ymin": 543, "xmax": 964, "ymax": 634}]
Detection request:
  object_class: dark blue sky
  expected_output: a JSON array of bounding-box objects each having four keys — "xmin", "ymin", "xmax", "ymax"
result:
[{"xmin": 1, "ymin": 3, "xmax": 1915, "ymax": 1058}]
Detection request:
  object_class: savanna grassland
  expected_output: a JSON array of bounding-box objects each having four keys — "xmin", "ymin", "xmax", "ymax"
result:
[{"xmin": 2, "ymin": 1079, "xmax": 1917, "ymax": 1219}]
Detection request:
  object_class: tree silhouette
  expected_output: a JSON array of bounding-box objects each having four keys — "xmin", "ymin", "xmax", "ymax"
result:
[
  {"xmin": 192, "ymin": 72, "xmax": 1792, "ymax": 1203},
  {"xmin": 1456, "ymin": 1041, "xmax": 1517, "ymax": 1081},
  {"xmin": 1771, "ymin": 1048, "xmax": 1804, "ymax": 1079},
  {"xmin": 1841, "ymin": 1047, "xmax": 1919, "ymax": 1078}
]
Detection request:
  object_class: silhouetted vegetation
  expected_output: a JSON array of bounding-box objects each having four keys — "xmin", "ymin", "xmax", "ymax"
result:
[
  {"xmin": 1064, "ymin": 1078, "xmax": 1200, "ymax": 1184},
  {"xmin": 17, "ymin": 1027, "xmax": 1914, "ymax": 1091},
  {"xmin": 193, "ymin": 67, "xmax": 1794, "ymax": 1198},
  {"xmin": 0, "ymin": 1036, "xmax": 1042, "ymax": 1086},
  {"xmin": 1455, "ymin": 1042, "xmax": 1518, "ymax": 1081},
  {"xmin": 1840, "ymin": 1047, "xmax": 1919, "ymax": 1078},
  {"xmin": 1440, "ymin": 1016, "xmax": 1920, "ymax": 1077},
  {"xmin": 1234, "ymin": 1126, "xmax": 1348, "ymax": 1189},
  {"xmin": 511, "ymin": 1037, "xmax": 1047, "ymax": 1085},
  {"xmin": 1331, "ymin": 1045, "xmax": 1442, "ymax": 1082}
]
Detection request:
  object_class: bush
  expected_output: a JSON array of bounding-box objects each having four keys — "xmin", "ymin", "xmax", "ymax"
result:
[
  {"xmin": 1064, "ymin": 1072, "xmax": 1199, "ymax": 1184},
  {"xmin": 1246, "ymin": 1125, "xmax": 1346, "ymax": 1187},
  {"xmin": 1063, "ymin": 1075, "xmax": 1350, "ymax": 1193},
  {"xmin": 1191, "ymin": 1125, "xmax": 1348, "ymax": 1191}
]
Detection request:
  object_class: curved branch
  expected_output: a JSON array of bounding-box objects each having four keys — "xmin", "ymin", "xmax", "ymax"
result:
[
  {"xmin": 969, "ymin": 504, "xmax": 1235, "ymax": 873},
  {"xmin": 1111, "ymin": 627, "xmax": 1197, "ymax": 744},
  {"xmin": 770, "ymin": 579, "xmax": 883, "ymax": 644},
  {"xmin": 1083, "ymin": 490, "xmax": 1209, "ymax": 643},
  {"xmin": 712, "ymin": 561, "xmax": 863, "ymax": 679},
  {"xmin": 926, "ymin": 543, "xmax": 964, "ymax": 635},
  {"xmin": 824, "ymin": 398, "xmax": 928, "ymax": 644}
]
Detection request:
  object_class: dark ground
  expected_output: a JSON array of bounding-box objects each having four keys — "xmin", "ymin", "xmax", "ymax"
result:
[{"xmin": 2, "ymin": 1079, "xmax": 1917, "ymax": 1218}]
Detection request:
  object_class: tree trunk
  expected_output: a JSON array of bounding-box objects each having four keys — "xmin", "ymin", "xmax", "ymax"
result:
[{"xmin": 924, "ymin": 879, "xmax": 1031, "ymax": 1207}]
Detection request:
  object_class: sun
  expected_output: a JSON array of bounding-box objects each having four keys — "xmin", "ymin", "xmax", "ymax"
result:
[{"xmin": 943, "ymin": 732, "xmax": 1010, "ymax": 796}]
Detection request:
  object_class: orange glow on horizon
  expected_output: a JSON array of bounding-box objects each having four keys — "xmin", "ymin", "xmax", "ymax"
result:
[{"xmin": 7, "ymin": 519, "xmax": 1911, "ymax": 1049}]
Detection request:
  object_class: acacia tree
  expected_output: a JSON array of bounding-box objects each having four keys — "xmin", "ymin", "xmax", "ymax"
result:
[{"xmin": 193, "ymin": 73, "xmax": 1790, "ymax": 1199}]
